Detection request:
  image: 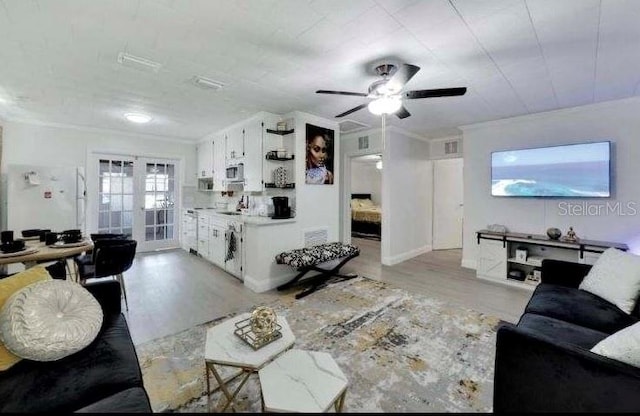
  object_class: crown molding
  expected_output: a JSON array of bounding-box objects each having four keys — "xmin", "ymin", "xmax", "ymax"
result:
[
  {"xmin": 5, "ymin": 117, "xmax": 198, "ymax": 144},
  {"xmin": 460, "ymin": 95, "xmax": 640, "ymax": 132}
]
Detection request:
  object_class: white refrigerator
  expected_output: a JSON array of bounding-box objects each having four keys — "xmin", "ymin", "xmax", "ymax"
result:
[{"xmin": 6, "ymin": 164, "xmax": 87, "ymax": 234}]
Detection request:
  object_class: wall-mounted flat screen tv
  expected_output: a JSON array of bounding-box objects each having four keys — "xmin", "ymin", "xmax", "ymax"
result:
[{"xmin": 491, "ymin": 141, "xmax": 611, "ymax": 197}]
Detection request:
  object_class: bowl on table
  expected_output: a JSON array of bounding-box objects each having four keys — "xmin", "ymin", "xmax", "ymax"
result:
[{"xmin": 1, "ymin": 240, "xmax": 26, "ymax": 253}]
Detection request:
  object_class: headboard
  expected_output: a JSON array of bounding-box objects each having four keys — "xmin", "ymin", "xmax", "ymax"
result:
[{"xmin": 351, "ymin": 193, "xmax": 371, "ymax": 200}]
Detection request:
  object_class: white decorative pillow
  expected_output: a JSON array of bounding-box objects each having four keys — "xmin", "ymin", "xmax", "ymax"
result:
[
  {"xmin": 579, "ymin": 248, "xmax": 640, "ymax": 314},
  {"xmin": 591, "ymin": 321, "xmax": 640, "ymax": 367},
  {"xmin": 0, "ymin": 280, "xmax": 103, "ymax": 361}
]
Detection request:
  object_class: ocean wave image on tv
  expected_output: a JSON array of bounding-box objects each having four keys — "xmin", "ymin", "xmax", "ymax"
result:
[{"xmin": 491, "ymin": 142, "xmax": 610, "ymax": 197}]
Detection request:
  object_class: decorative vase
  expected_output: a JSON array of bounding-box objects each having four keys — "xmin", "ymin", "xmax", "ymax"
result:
[
  {"xmin": 546, "ymin": 227, "xmax": 562, "ymax": 240},
  {"xmin": 274, "ymin": 167, "xmax": 288, "ymax": 188}
]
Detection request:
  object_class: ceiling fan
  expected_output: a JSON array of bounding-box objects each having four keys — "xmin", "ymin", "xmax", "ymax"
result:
[{"xmin": 316, "ymin": 63, "xmax": 467, "ymax": 119}]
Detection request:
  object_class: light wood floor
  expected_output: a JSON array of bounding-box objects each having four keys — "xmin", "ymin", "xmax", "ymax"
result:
[{"xmin": 124, "ymin": 239, "xmax": 532, "ymax": 345}]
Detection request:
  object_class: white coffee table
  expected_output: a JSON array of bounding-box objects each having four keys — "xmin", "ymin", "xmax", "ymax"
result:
[
  {"xmin": 204, "ymin": 312, "xmax": 295, "ymax": 412},
  {"xmin": 259, "ymin": 349, "xmax": 348, "ymax": 413}
]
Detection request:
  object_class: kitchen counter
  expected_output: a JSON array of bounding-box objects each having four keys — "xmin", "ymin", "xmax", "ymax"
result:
[{"xmin": 190, "ymin": 208, "xmax": 296, "ymax": 226}]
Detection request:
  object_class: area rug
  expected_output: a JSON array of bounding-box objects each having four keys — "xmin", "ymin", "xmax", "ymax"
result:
[{"xmin": 135, "ymin": 276, "xmax": 501, "ymax": 413}]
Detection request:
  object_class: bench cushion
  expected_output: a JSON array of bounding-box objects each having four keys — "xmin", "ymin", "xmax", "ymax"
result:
[{"xmin": 275, "ymin": 243, "xmax": 360, "ymax": 269}]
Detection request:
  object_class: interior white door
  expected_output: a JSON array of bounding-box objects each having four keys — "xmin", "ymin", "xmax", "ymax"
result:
[
  {"xmin": 432, "ymin": 158, "xmax": 464, "ymax": 250},
  {"xmin": 135, "ymin": 158, "xmax": 181, "ymax": 251}
]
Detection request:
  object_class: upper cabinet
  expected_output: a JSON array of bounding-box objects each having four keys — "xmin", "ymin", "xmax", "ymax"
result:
[
  {"xmin": 213, "ymin": 134, "xmax": 226, "ymax": 191},
  {"xmin": 196, "ymin": 112, "xmax": 286, "ymax": 192},
  {"xmin": 196, "ymin": 139, "xmax": 213, "ymax": 179},
  {"xmin": 226, "ymin": 125, "xmax": 244, "ymax": 162}
]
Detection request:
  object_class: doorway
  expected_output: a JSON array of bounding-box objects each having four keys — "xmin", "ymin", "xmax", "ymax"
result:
[
  {"xmin": 91, "ymin": 154, "xmax": 180, "ymax": 252},
  {"xmin": 432, "ymin": 158, "xmax": 463, "ymax": 250}
]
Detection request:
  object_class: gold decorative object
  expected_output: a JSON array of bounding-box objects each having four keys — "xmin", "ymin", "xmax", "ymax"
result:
[
  {"xmin": 562, "ymin": 226, "xmax": 579, "ymax": 242},
  {"xmin": 234, "ymin": 307, "xmax": 282, "ymax": 350}
]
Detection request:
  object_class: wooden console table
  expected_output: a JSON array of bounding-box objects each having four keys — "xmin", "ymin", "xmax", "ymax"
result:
[{"xmin": 475, "ymin": 230, "xmax": 628, "ymax": 290}]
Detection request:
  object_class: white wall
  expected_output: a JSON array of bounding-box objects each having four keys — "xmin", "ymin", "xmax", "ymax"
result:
[
  {"xmin": 351, "ymin": 161, "xmax": 382, "ymax": 205},
  {"xmin": 462, "ymin": 96, "xmax": 640, "ymax": 268},
  {"xmin": 382, "ymin": 129, "xmax": 433, "ymax": 264},
  {"xmin": 0, "ymin": 121, "xmax": 197, "ymax": 230},
  {"xmin": 288, "ymin": 111, "xmax": 341, "ymax": 245}
]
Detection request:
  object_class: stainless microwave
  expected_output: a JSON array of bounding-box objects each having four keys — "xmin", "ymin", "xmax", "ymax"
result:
[{"xmin": 226, "ymin": 163, "xmax": 244, "ymax": 182}]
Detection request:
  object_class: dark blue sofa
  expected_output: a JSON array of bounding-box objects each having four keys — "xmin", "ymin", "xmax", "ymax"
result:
[
  {"xmin": 494, "ymin": 259, "xmax": 640, "ymax": 412},
  {"xmin": 0, "ymin": 280, "xmax": 151, "ymax": 413}
]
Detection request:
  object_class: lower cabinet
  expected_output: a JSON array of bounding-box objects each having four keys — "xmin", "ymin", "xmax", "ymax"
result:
[{"xmin": 209, "ymin": 223, "xmax": 226, "ymax": 267}]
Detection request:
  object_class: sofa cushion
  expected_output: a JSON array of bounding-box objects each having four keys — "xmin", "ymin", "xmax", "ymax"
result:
[
  {"xmin": 74, "ymin": 387, "xmax": 151, "ymax": 413},
  {"xmin": 579, "ymin": 248, "xmax": 640, "ymax": 314},
  {"xmin": 518, "ymin": 313, "xmax": 609, "ymax": 349},
  {"xmin": 591, "ymin": 321, "xmax": 640, "ymax": 368},
  {"xmin": 525, "ymin": 283, "xmax": 639, "ymax": 334},
  {"xmin": 0, "ymin": 314, "xmax": 143, "ymax": 413}
]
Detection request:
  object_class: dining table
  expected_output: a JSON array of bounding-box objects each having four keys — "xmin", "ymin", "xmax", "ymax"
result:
[{"xmin": 0, "ymin": 238, "xmax": 94, "ymax": 282}]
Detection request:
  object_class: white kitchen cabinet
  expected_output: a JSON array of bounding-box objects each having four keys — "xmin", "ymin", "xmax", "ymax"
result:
[
  {"xmin": 242, "ymin": 118, "xmax": 264, "ymax": 192},
  {"xmin": 197, "ymin": 213, "xmax": 210, "ymax": 258},
  {"xmin": 196, "ymin": 139, "xmax": 213, "ymax": 179},
  {"xmin": 226, "ymin": 125, "xmax": 244, "ymax": 162},
  {"xmin": 213, "ymin": 134, "xmax": 226, "ymax": 191},
  {"xmin": 224, "ymin": 222, "xmax": 243, "ymax": 278},
  {"xmin": 209, "ymin": 219, "xmax": 226, "ymax": 267}
]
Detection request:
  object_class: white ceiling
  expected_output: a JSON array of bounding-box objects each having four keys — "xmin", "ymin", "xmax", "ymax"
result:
[{"xmin": 1, "ymin": 0, "xmax": 639, "ymax": 141}]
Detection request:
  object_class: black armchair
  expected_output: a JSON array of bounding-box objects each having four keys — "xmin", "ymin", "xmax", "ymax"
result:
[{"xmin": 78, "ymin": 240, "xmax": 137, "ymax": 311}]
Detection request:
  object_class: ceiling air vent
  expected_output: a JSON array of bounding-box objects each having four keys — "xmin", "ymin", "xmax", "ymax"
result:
[
  {"xmin": 444, "ymin": 140, "xmax": 459, "ymax": 155},
  {"xmin": 339, "ymin": 119, "xmax": 369, "ymax": 134},
  {"xmin": 192, "ymin": 76, "xmax": 225, "ymax": 91},
  {"xmin": 117, "ymin": 52, "xmax": 162, "ymax": 73}
]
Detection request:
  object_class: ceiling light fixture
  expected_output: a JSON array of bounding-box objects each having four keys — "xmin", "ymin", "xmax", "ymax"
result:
[
  {"xmin": 192, "ymin": 76, "xmax": 225, "ymax": 90},
  {"xmin": 368, "ymin": 96, "xmax": 402, "ymax": 115},
  {"xmin": 117, "ymin": 52, "xmax": 162, "ymax": 73},
  {"xmin": 124, "ymin": 112, "xmax": 152, "ymax": 123}
]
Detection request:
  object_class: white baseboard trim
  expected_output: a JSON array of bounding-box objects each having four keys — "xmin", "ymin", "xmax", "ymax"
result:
[
  {"xmin": 243, "ymin": 272, "xmax": 297, "ymax": 293},
  {"xmin": 382, "ymin": 245, "xmax": 432, "ymax": 266},
  {"xmin": 461, "ymin": 258, "xmax": 477, "ymax": 270}
]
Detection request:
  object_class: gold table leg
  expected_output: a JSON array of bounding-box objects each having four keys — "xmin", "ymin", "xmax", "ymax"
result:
[
  {"xmin": 334, "ymin": 389, "xmax": 347, "ymax": 412},
  {"xmin": 207, "ymin": 362, "xmax": 257, "ymax": 413}
]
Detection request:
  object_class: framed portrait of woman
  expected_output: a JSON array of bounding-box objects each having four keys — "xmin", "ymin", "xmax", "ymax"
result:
[{"xmin": 305, "ymin": 123, "xmax": 335, "ymax": 185}]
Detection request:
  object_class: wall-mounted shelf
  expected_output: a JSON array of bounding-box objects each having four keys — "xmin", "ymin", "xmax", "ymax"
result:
[
  {"xmin": 266, "ymin": 128, "xmax": 295, "ymax": 135},
  {"xmin": 264, "ymin": 183, "xmax": 295, "ymax": 189},
  {"xmin": 266, "ymin": 154, "xmax": 295, "ymax": 161}
]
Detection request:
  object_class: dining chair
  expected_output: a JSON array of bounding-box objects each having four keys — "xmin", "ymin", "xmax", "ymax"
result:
[
  {"xmin": 74, "ymin": 233, "xmax": 128, "ymax": 267},
  {"xmin": 77, "ymin": 239, "xmax": 137, "ymax": 311}
]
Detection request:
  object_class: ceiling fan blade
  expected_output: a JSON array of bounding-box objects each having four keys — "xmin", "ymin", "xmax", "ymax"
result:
[
  {"xmin": 316, "ymin": 90, "xmax": 368, "ymax": 97},
  {"xmin": 396, "ymin": 105, "xmax": 411, "ymax": 119},
  {"xmin": 386, "ymin": 64, "xmax": 421, "ymax": 91},
  {"xmin": 335, "ymin": 104, "xmax": 368, "ymax": 118},
  {"xmin": 405, "ymin": 87, "xmax": 467, "ymax": 99}
]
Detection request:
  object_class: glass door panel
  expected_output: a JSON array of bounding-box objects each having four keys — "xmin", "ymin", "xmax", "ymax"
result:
[{"xmin": 97, "ymin": 158, "xmax": 134, "ymax": 237}]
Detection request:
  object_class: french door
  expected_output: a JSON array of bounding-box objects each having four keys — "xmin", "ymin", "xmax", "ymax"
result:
[{"xmin": 94, "ymin": 154, "xmax": 180, "ymax": 252}]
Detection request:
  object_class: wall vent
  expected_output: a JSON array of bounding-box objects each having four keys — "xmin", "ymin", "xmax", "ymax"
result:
[
  {"xmin": 339, "ymin": 119, "xmax": 369, "ymax": 134},
  {"xmin": 303, "ymin": 227, "xmax": 328, "ymax": 248},
  {"xmin": 444, "ymin": 140, "xmax": 459, "ymax": 155},
  {"xmin": 358, "ymin": 135, "xmax": 369, "ymax": 150}
]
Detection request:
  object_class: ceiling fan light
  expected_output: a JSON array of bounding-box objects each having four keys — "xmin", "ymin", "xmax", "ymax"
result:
[{"xmin": 368, "ymin": 96, "xmax": 402, "ymax": 115}]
